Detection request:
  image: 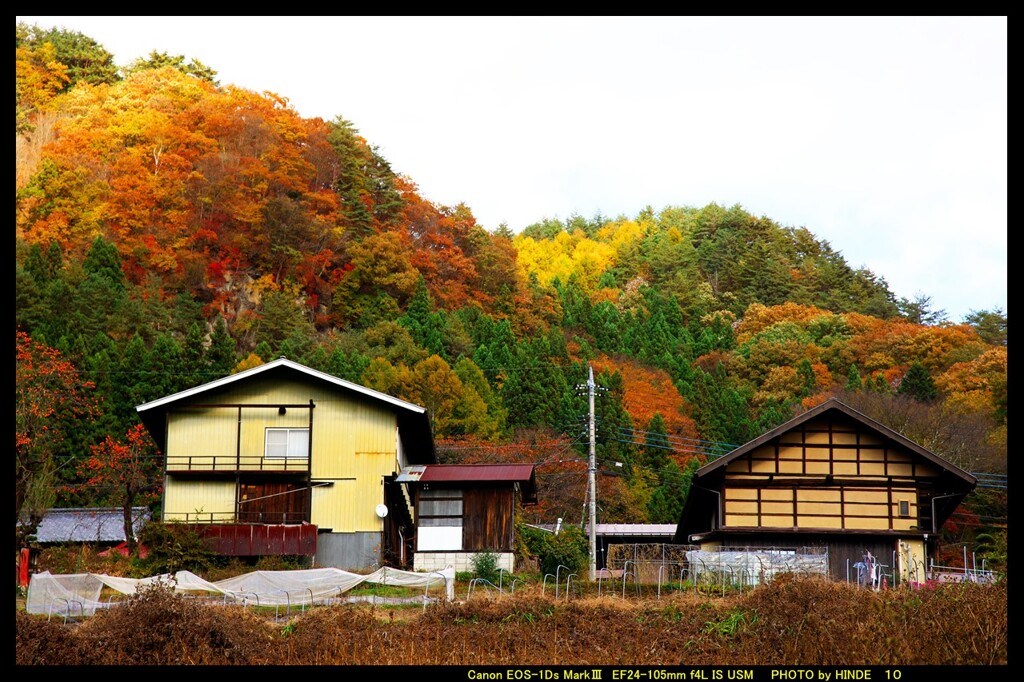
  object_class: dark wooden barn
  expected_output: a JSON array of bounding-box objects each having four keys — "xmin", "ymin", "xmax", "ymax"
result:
[{"xmin": 674, "ymin": 398, "xmax": 976, "ymax": 583}]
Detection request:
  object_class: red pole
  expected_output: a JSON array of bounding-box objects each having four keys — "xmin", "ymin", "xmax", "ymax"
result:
[{"xmin": 19, "ymin": 548, "xmax": 30, "ymax": 587}]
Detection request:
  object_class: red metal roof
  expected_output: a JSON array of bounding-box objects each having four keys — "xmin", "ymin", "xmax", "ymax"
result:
[{"xmin": 417, "ymin": 463, "xmax": 535, "ymax": 483}]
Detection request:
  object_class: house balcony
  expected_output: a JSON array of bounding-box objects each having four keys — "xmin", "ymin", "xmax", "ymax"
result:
[
  {"xmin": 165, "ymin": 454, "xmax": 311, "ymax": 475},
  {"xmin": 162, "ymin": 510, "xmax": 310, "ymax": 525}
]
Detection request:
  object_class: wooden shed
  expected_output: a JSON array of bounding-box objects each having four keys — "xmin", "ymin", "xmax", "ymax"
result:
[{"xmin": 396, "ymin": 463, "xmax": 537, "ymax": 573}]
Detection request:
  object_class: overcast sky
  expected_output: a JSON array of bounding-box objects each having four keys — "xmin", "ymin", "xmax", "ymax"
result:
[{"xmin": 18, "ymin": 16, "xmax": 1007, "ymax": 323}]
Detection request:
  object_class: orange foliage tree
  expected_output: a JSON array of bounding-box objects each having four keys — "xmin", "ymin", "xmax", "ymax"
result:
[
  {"xmin": 590, "ymin": 355, "xmax": 700, "ymax": 471},
  {"xmin": 77, "ymin": 424, "xmax": 162, "ymax": 553},
  {"xmin": 16, "ymin": 331, "xmax": 98, "ymax": 546}
]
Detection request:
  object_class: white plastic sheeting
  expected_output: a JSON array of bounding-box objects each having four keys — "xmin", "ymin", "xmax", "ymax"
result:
[
  {"xmin": 686, "ymin": 549, "xmax": 828, "ymax": 586},
  {"xmin": 26, "ymin": 565, "xmax": 455, "ymax": 617}
]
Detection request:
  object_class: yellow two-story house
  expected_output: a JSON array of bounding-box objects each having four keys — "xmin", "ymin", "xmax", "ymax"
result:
[{"xmin": 136, "ymin": 357, "xmax": 435, "ymax": 571}]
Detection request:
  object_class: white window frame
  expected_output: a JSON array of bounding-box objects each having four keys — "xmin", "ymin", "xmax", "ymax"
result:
[
  {"xmin": 265, "ymin": 427, "xmax": 310, "ymax": 459},
  {"xmin": 417, "ymin": 488, "xmax": 464, "ymax": 551}
]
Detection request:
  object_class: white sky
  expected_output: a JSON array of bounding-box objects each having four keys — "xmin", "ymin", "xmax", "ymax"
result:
[{"xmin": 18, "ymin": 16, "xmax": 1007, "ymax": 323}]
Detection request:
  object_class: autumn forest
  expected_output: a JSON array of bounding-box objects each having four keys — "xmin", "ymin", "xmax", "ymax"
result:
[{"xmin": 15, "ymin": 23, "xmax": 1007, "ymax": 569}]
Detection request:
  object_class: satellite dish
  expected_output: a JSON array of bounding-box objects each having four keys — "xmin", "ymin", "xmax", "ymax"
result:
[{"xmin": 375, "ymin": 503, "xmax": 389, "ymax": 518}]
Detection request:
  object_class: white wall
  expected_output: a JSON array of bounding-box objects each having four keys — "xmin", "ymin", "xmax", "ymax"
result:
[{"xmin": 417, "ymin": 526, "xmax": 462, "ymax": 551}]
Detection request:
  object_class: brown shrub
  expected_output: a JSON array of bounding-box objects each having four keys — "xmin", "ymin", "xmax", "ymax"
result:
[
  {"xmin": 735, "ymin": 574, "xmax": 1008, "ymax": 665},
  {"xmin": 73, "ymin": 582, "xmax": 278, "ymax": 665},
  {"xmin": 14, "ymin": 575, "xmax": 1007, "ymax": 666},
  {"xmin": 16, "ymin": 611, "xmax": 101, "ymax": 665}
]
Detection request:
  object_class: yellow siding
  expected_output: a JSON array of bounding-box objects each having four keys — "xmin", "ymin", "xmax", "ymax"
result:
[
  {"xmin": 727, "ymin": 501, "xmax": 759, "ymax": 514},
  {"xmin": 844, "ymin": 489, "xmax": 888, "ymax": 503},
  {"xmin": 761, "ymin": 501, "xmax": 793, "ymax": 515},
  {"xmin": 805, "ymin": 461, "xmax": 830, "ymax": 475},
  {"xmin": 832, "ymin": 432, "xmax": 858, "ymax": 445},
  {"xmin": 844, "ymin": 503, "xmax": 884, "ymax": 517},
  {"xmin": 164, "ymin": 479, "xmax": 236, "ymax": 522},
  {"xmin": 778, "ymin": 460, "xmax": 802, "ymax": 474},
  {"xmin": 888, "ymin": 463, "xmax": 913, "ymax": 476},
  {"xmin": 797, "ymin": 489, "xmax": 840, "ymax": 502},
  {"xmin": 312, "ymin": 400, "xmax": 398, "ymax": 480},
  {"xmin": 164, "ymin": 375, "xmax": 406, "ymax": 532},
  {"xmin": 797, "ymin": 501, "xmax": 840, "ymax": 515},
  {"xmin": 719, "ymin": 482, "xmax": 925, "ymax": 532},
  {"xmin": 166, "ymin": 408, "xmax": 240, "ymax": 470},
  {"xmin": 860, "ymin": 448, "xmax": 886, "ymax": 462},
  {"xmin": 167, "ymin": 376, "xmax": 400, "ymax": 475},
  {"xmin": 240, "ymin": 406, "xmax": 308, "ymax": 466},
  {"xmin": 800, "ymin": 516, "xmax": 842, "ymax": 529},
  {"xmin": 712, "ymin": 413, "xmax": 942, "ymax": 537},
  {"xmin": 310, "ymin": 479, "xmax": 384, "ymax": 532}
]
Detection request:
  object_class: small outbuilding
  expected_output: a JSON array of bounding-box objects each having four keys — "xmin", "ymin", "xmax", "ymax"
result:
[{"xmin": 396, "ymin": 463, "xmax": 537, "ymax": 573}]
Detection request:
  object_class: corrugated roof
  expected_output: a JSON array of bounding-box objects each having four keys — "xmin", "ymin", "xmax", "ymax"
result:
[
  {"xmin": 26, "ymin": 508, "xmax": 151, "ymax": 544},
  {"xmin": 136, "ymin": 357, "xmax": 426, "ymax": 415},
  {"xmin": 528, "ymin": 523, "xmax": 677, "ymax": 537},
  {"xmin": 417, "ymin": 463, "xmax": 536, "ymax": 483},
  {"xmin": 393, "ymin": 465, "xmax": 427, "ymax": 483},
  {"xmin": 594, "ymin": 524, "xmax": 678, "ymax": 536},
  {"xmin": 397, "ymin": 464, "xmax": 538, "ymax": 505}
]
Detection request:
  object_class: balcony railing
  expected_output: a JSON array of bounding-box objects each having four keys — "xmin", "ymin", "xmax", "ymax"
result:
[
  {"xmin": 166, "ymin": 454, "xmax": 310, "ymax": 473},
  {"xmin": 163, "ymin": 510, "xmax": 310, "ymax": 524}
]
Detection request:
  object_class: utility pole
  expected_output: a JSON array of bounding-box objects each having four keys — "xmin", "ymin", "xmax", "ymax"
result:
[
  {"xmin": 576, "ymin": 365, "xmax": 604, "ymax": 582},
  {"xmin": 587, "ymin": 365, "xmax": 597, "ymax": 582}
]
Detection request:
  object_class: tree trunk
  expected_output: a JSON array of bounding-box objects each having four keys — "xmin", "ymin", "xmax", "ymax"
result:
[{"xmin": 123, "ymin": 488, "xmax": 137, "ymax": 554}]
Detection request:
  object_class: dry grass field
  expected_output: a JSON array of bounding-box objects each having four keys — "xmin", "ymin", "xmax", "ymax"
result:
[{"xmin": 15, "ymin": 574, "xmax": 1007, "ymax": 666}]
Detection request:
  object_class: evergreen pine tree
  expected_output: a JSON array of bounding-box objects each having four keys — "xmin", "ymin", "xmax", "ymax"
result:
[
  {"xmin": 897, "ymin": 362, "xmax": 938, "ymax": 402},
  {"xmin": 798, "ymin": 359, "xmax": 817, "ymax": 397},
  {"xmin": 207, "ymin": 317, "xmax": 237, "ymax": 377},
  {"xmin": 846, "ymin": 364, "xmax": 863, "ymax": 391}
]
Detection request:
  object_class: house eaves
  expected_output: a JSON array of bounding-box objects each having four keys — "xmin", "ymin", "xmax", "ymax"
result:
[{"xmin": 135, "ymin": 357, "xmax": 435, "ymax": 462}]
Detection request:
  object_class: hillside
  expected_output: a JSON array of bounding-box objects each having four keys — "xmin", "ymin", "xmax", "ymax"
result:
[{"xmin": 15, "ymin": 24, "xmax": 1007, "ymax": 570}]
